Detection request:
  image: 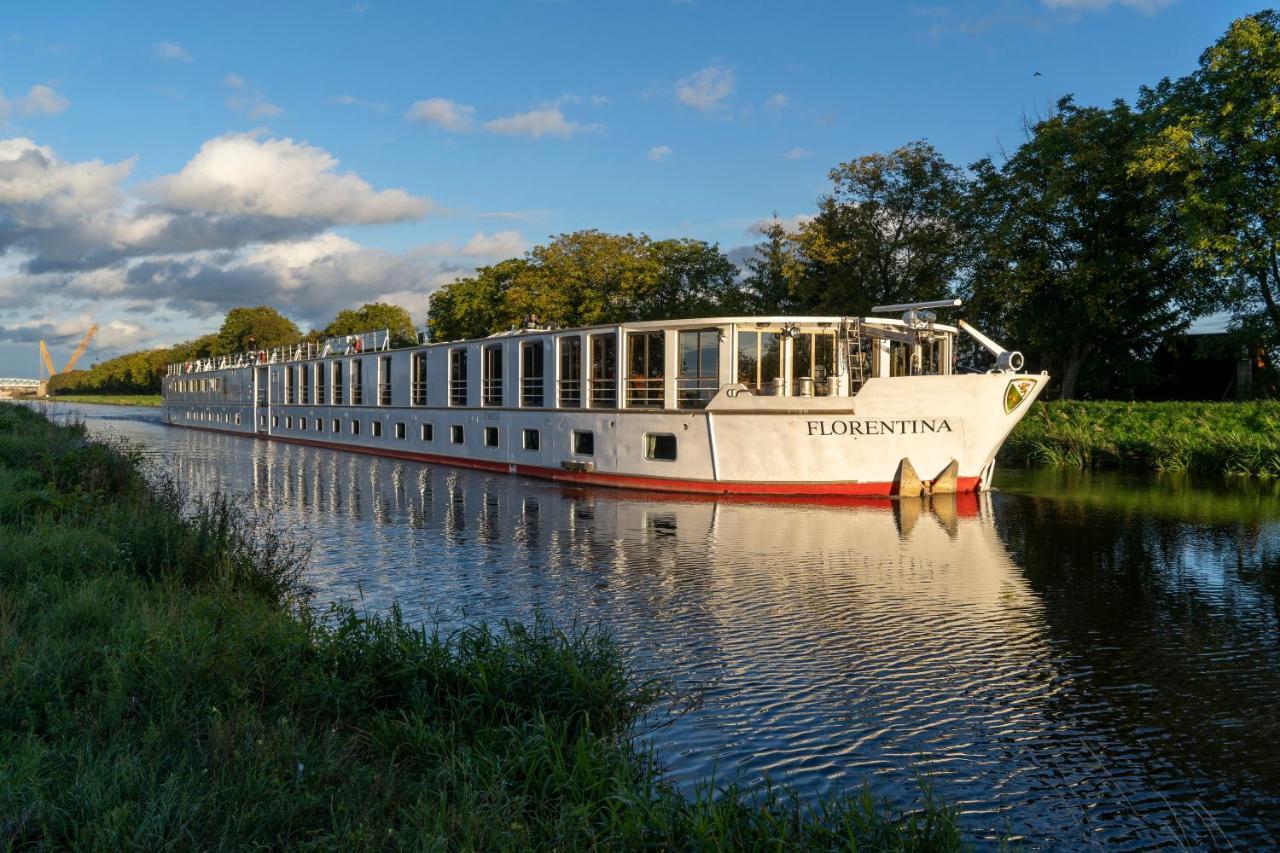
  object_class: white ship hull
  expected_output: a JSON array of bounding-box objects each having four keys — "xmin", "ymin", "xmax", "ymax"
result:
[{"xmin": 164, "ymin": 311, "xmax": 1047, "ymax": 498}]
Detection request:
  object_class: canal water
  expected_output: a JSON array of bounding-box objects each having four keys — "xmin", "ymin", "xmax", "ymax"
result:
[{"xmin": 45, "ymin": 402, "xmax": 1280, "ymax": 848}]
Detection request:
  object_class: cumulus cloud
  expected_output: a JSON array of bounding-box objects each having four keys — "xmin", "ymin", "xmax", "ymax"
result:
[
  {"xmin": 149, "ymin": 132, "xmax": 428, "ymax": 223},
  {"xmin": 0, "ymin": 85, "xmax": 70, "ymax": 123},
  {"xmin": 647, "ymin": 145, "xmax": 673, "ymax": 161},
  {"xmin": 0, "ymin": 134, "xmax": 521, "ymax": 350},
  {"xmin": 764, "ymin": 92, "xmax": 788, "ymax": 111},
  {"xmin": 406, "ymin": 97, "xmax": 476, "ymax": 131},
  {"xmin": 483, "ymin": 106, "xmax": 599, "ymax": 140},
  {"xmin": 332, "ymin": 94, "xmax": 387, "ymax": 112},
  {"xmin": 152, "ymin": 41, "xmax": 192, "ymax": 62},
  {"xmin": 675, "ymin": 65, "xmax": 734, "ymax": 115}
]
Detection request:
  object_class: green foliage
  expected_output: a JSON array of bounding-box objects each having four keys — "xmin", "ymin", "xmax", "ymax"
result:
[
  {"xmin": 1134, "ymin": 10, "xmax": 1280, "ymax": 343},
  {"xmin": 428, "ymin": 231, "xmax": 745, "ymax": 341},
  {"xmin": 742, "ymin": 217, "xmax": 803, "ymax": 312},
  {"xmin": 0, "ymin": 404, "xmax": 964, "ymax": 850},
  {"xmin": 214, "ymin": 305, "xmax": 301, "ymax": 355},
  {"xmin": 792, "ymin": 141, "xmax": 966, "ymax": 316},
  {"xmin": 324, "ymin": 302, "xmax": 418, "ymax": 348},
  {"xmin": 965, "ymin": 98, "xmax": 1209, "ymax": 399},
  {"xmin": 47, "ymin": 334, "xmax": 217, "ymax": 396},
  {"xmin": 1002, "ymin": 400, "xmax": 1280, "ymax": 475}
]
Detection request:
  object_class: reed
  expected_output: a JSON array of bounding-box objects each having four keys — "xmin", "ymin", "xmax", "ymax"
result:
[
  {"xmin": 0, "ymin": 403, "xmax": 961, "ymax": 850},
  {"xmin": 1002, "ymin": 400, "xmax": 1280, "ymax": 477}
]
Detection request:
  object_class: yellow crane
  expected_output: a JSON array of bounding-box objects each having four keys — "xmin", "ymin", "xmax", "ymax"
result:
[{"xmin": 38, "ymin": 324, "xmax": 100, "ymax": 378}]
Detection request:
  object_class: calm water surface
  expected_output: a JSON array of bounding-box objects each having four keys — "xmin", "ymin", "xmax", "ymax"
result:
[{"xmin": 43, "ymin": 402, "xmax": 1280, "ymax": 849}]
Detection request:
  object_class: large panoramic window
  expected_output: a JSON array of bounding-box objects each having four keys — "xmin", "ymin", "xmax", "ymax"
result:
[
  {"xmin": 736, "ymin": 330, "xmax": 782, "ymax": 394},
  {"xmin": 793, "ymin": 332, "xmax": 836, "ymax": 395},
  {"xmin": 626, "ymin": 331, "xmax": 664, "ymax": 408},
  {"xmin": 300, "ymin": 363, "xmax": 311, "ymax": 405},
  {"xmin": 450, "ymin": 349, "xmax": 468, "ymax": 406},
  {"xmin": 589, "ymin": 334, "xmax": 617, "ymax": 408},
  {"xmin": 283, "ymin": 366, "xmax": 294, "ymax": 404},
  {"xmin": 521, "ymin": 341, "xmax": 544, "ymax": 407},
  {"xmin": 378, "ymin": 356, "xmax": 392, "ymax": 405},
  {"xmin": 482, "ymin": 345, "xmax": 503, "ymax": 406},
  {"xmin": 558, "ymin": 336, "xmax": 582, "ymax": 408},
  {"xmin": 411, "ymin": 352, "xmax": 427, "ymax": 406},
  {"xmin": 333, "ymin": 360, "xmax": 345, "ymax": 405},
  {"xmin": 351, "ymin": 359, "xmax": 364, "ymax": 405},
  {"xmin": 315, "ymin": 363, "xmax": 326, "ymax": 405},
  {"xmin": 677, "ymin": 329, "xmax": 720, "ymax": 409}
]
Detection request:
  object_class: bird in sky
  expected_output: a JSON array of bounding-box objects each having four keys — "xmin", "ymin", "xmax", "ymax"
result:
[{"xmin": 1033, "ymin": 71, "xmax": 1042, "ymax": 77}]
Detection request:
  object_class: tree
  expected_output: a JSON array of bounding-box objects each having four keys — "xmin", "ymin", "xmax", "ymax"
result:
[
  {"xmin": 965, "ymin": 98, "xmax": 1207, "ymax": 399},
  {"xmin": 324, "ymin": 302, "xmax": 418, "ymax": 347},
  {"xmin": 513, "ymin": 231, "xmax": 662, "ymax": 327},
  {"xmin": 1133, "ymin": 11, "xmax": 1280, "ymax": 344},
  {"xmin": 646, "ymin": 238, "xmax": 746, "ymax": 319},
  {"xmin": 793, "ymin": 141, "xmax": 965, "ymax": 316},
  {"xmin": 428, "ymin": 258, "xmax": 531, "ymax": 341},
  {"xmin": 214, "ymin": 306, "xmax": 300, "ymax": 355},
  {"xmin": 742, "ymin": 218, "xmax": 802, "ymax": 312}
]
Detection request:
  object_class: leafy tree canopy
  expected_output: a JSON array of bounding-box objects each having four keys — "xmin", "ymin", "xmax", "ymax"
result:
[
  {"xmin": 324, "ymin": 302, "xmax": 418, "ymax": 347},
  {"xmin": 214, "ymin": 306, "xmax": 301, "ymax": 355}
]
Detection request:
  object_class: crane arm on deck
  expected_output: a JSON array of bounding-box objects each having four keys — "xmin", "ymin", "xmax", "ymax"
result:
[
  {"xmin": 38, "ymin": 341, "xmax": 56, "ymax": 378},
  {"xmin": 62, "ymin": 324, "xmax": 98, "ymax": 373}
]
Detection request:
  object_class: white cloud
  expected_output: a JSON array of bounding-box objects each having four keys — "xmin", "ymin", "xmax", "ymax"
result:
[
  {"xmin": 152, "ymin": 41, "xmax": 192, "ymax": 62},
  {"xmin": 224, "ymin": 73, "xmax": 245, "ymax": 88},
  {"xmin": 765, "ymin": 92, "xmax": 788, "ymax": 111},
  {"xmin": 149, "ymin": 132, "xmax": 428, "ymax": 223},
  {"xmin": 223, "ymin": 75, "xmax": 280, "ymax": 118},
  {"xmin": 460, "ymin": 230, "xmax": 525, "ymax": 258},
  {"xmin": 0, "ymin": 85, "xmax": 71, "ymax": 123},
  {"xmin": 1041, "ymin": 0, "xmax": 1172, "ymax": 12},
  {"xmin": 483, "ymin": 106, "xmax": 598, "ymax": 140},
  {"xmin": 782, "ymin": 146, "xmax": 811, "ymax": 160},
  {"xmin": 647, "ymin": 145, "xmax": 673, "ymax": 161},
  {"xmin": 406, "ymin": 97, "xmax": 476, "ymax": 132},
  {"xmin": 748, "ymin": 213, "xmax": 812, "ymax": 235},
  {"xmin": 675, "ymin": 65, "xmax": 735, "ymax": 115},
  {"xmin": 332, "ymin": 94, "xmax": 387, "ymax": 112}
]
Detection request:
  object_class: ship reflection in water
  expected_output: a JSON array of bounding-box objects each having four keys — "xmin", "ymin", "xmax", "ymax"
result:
[{"xmin": 80, "ymin": 406, "xmax": 1280, "ymax": 848}]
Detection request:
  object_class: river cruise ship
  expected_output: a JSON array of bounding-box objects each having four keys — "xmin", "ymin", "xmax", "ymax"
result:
[{"xmin": 162, "ymin": 302, "xmax": 1047, "ymax": 497}]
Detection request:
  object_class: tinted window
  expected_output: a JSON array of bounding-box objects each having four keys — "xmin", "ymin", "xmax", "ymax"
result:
[
  {"xmin": 645, "ymin": 433, "xmax": 677, "ymax": 461},
  {"xmin": 573, "ymin": 430, "xmax": 594, "ymax": 456}
]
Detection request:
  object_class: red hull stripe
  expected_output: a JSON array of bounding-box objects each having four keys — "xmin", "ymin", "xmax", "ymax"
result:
[{"xmin": 168, "ymin": 423, "xmax": 983, "ymax": 498}]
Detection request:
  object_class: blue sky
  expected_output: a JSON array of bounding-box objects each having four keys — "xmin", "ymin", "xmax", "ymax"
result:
[{"xmin": 0, "ymin": 0, "xmax": 1259, "ymax": 376}]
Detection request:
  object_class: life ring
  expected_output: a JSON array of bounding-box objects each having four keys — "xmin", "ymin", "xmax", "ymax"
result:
[
  {"xmin": 258, "ymin": 351, "xmax": 267, "ymax": 364},
  {"xmin": 353, "ymin": 338, "xmax": 364, "ymax": 353}
]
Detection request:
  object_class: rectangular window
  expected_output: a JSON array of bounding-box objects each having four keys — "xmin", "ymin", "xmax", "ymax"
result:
[
  {"xmin": 395, "ymin": 422, "xmax": 406, "ymax": 439},
  {"xmin": 283, "ymin": 367, "xmax": 294, "ymax": 404},
  {"xmin": 450, "ymin": 349, "xmax": 468, "ymax": 406},
  {"xmin": 589, "ymin": 334, "xmax": 617, "ymax": 407},
  {"xmin": 286, "ymin": 416, "xmax": 293, "ymax": 429},
  {"xmin": 450, "ymin": 424, "xmax": 464, "ymax": 444},
  {"xmin": 333, "ymin": 360, "xmax": 345, "ymax": 405},
  {"xmin": 677, "ymin": 329, "xmax": 720, "ymax": 409},
  {"xmin": 351, "ymin": 359, "xmax": 364, "ymax": 405},
  {"xmin": 411, "ymin": 352, "xmax": 428, "ymax": 406},
  {"xmin": 301, "ymin": 363, "xmax": 311, "ymax": 405},
  {"xmin": 316, "ymin": 362, "xmax": 326, "ymax": 405},
  {"xmin": 794, "ymin": 332, "xmax": 837, "ymax": 394},
  {"xmin": 736, "ymin": 330, "xmax": 783, "ymax": 395},
  {"xmin": 573, "ymin": 430, "xmax": 594, "ymax": 456},
  {"xmin": 332, "ymin": 418, "xmax": 340, "ymax": 433},
  {"xmin": 420, "ymin": 423, "xmax": 434, "ymax": 442},
  {"xmin": 646, "ymin": 433, "xmax": 677, "ymax": 461},
  {"xmin": 371, "ymin": 421, "xmax": 382, "ymax": 438},
  {"xmin": 521, "ymin": 341, "xmax": 544, "ymax": 407},
  {"xmin": 272, "ymin": 415, "xmax": 279, "ymax": 428},
  {"xmin": 378, "ymin": 355, "xmax": 392, "ymax": 405},
  {"xmin": 522, "ymin": 428, "xmax": 540, "ymax": 451},
  {"xmin": 626, "ymin": 331, "xmax": 664, "ymax": 408},
  {"xmin": 259, "ymin": 414, "xmax": 266, "ymax": 427},
  {"xmin": 482, "ymin": 345, "xmax": 503, "ymax": 406},
  {"xmin": 558, "ymin": 336, "xmax": 582, "ymax": 407},
  {"xmin": 483, "ymin": 426, "xmax": 499, "ymax": 448},
  {"xmin": 351, "ymin": 420, "xmax": 361, "ymax": 435},
  {"xmin": 316, "ymin": 418, "xmax": 324, "ymax": 432}
]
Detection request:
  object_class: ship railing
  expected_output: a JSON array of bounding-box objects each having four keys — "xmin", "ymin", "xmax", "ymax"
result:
[
  {"xmin": 588, "ymin": 379, "xmax": 617, "ymax": 408},
  {"xmin": 482, "ymin": 379, "xmax": 503, "ymax": 406},
  {"xmin": 557, "ymin": 379, "xmax": 583, "ymax": 408},
  {"xmin": 520, "ymin": 377, "xmax": 545, "ymax": 408},
  {"xmin": 676, "ymin": 378, "xmax": 719, "ymax": 409},
  {"xmin": 378, "ymin": 382, "xmax": 392, "ymax": 406},
  {"xmin": 625, "ymin": 378, "xmax": 664, "ymax": 408},
  {"xmin": 165, "ymin": 329, "xmax": 393, "ymax": 375},
  {"xmin": 411, "ymin": 382, "xmax": 428, "ymax": 406},
  {"xmin": 449, "ymin": 379, "xmax": 467, "ymax": 406},
  {"xmin": 351, "ymin": 386, "xmax": 364, "ymax": 405}
]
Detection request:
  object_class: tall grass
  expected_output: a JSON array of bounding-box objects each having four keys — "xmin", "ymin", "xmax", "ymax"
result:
[
  {"xmin": 1002, "ymin": 400, "xmax": 1280, "ymax": 476},
  {"xmin": 0, "ymin": 403, "xmax": 962, "ymax": 850}
]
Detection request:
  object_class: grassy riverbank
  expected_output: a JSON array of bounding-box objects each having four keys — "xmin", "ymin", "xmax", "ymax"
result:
[
  {"xmin": 0, "ymin": 404, "xmax": 960, "ymax": 850},
  {"xmin": 45, "ymin": 393, "xmax": 162, "ymax": 407},
  {"xmin": 1002, "ymin": 400, "xmax": 1280, "ymax": 476}
]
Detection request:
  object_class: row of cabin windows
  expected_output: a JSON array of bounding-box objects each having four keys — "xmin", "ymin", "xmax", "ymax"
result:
[
  {"xmin": 263, "ymin": 413, "xmax": 677, "ymax": 462},
  {"xmin": 265, "ymin": 329, "xmax": 726, "ymax": 411},
  {"xmin": 180, "ymin": 410, "xmax": 240, "ymax": 425},
  {"xmin": 172, "ymin": 378, "xmax": 226, "ymax": 393}
]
